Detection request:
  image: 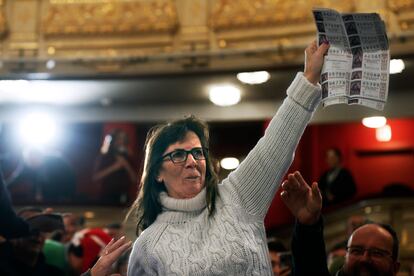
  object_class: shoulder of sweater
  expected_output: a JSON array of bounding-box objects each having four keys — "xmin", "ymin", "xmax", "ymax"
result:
[
  {"xmin": 134, "ymin": 222, "xmax": 168, "ymax": 249},
  {"xmin": 137, "ymin": 220, "xmax": 168, "ymax": 243}
]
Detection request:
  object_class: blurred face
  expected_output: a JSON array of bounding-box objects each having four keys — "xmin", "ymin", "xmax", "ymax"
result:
[
  {"xmin": 343, "ymin": 225, "xmax": 399, "ymax": 276},
  {"xmin": 63, "ymin": 214, "xmax": 79, "ymax": 243},
  {"xmin": 269, "ymin": 251, "xmax": 281, "ymax": 275},
  {"xmin": 112, "ymin": 132, "xmax": 129, "ymax": 155},
  {"xmin": 326, "ymin": 149, "xmax": 340, "ymax": 168},
  {"xmin": 105, "ymin": 227, "xmax": 124, "ymax": 240},
  {"xmin": 157, "ymin": 131, "xmax": 206, "ymax": 199},
  {"xmin": 115, "ymin": 132, "xmax": 128, "ymax": 147},
  {"xmin": 269, "ymin": 251, "xmax": 291, "ymax": 276}
]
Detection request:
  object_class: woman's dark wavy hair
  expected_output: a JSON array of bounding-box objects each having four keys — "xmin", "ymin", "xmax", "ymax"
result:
[{"xmin": 126, "ymin": 116, "xmax": 219, "ymax": 235}]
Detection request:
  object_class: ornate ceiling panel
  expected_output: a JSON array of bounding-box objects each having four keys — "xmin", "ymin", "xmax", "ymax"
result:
[
  {"xmin": 387, "ymin": 0, "xmax": 414, "ymax": 31},
  {"xmin": 42, "ymin": 0, "xmax": 178, "ymax": 36},
  {"xmin": 0, "ymin": 0, "xmax": 5, "ymax": 38},
  {"xmin": 210, "ymin": 0, "xmax": 354, "ymax": 31},
  {"xmin": 0, "ymin": 0, "xmax": 413, "ymax": 76}
]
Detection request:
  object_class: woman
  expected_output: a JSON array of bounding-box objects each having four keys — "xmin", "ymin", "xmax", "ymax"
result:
[
  {"xmin": 93, "ymin": 129, "xmax": 136, "ymax": 205},
  {"xmin": 127, "ymin": 40, "xmax": 329, "ymax": 275}
]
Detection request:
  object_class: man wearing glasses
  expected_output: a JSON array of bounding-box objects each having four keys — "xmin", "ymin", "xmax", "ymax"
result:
[{"xmin": 280, "ymin": 171, "xmax": 400, "ymax": 276}]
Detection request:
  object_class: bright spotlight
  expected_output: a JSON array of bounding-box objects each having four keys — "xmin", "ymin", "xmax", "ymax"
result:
[
  {"xmin": 362, "ymin": 116, "xmax": 387, "ymax": 128},
  {"xmin": 46, "ymin": 60, "xmax": 56, "ymax": 69},
  {"xmin": 220, "ymin": 157, "xmax": 240, "ymax": 170},
  {"xmin": 237, "ymin": 71, "xmax": 270, "ymax": 84},
  {"xmin": 209, "ymin": 85, "xmax": 241, "ymax": 106},
  {"xmin": 389, "ymin": 59, "xmax": 404, "ymax": 74},
  {"xmin": 18, "ymin": 113, "xmax": 57, "ymax": 146},
  {"xmin": 376, "ymin": 124, "xmax": 392, "ymax": 142}
]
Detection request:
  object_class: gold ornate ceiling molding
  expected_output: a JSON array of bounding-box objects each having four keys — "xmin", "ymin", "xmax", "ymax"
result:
[
  {"xmin": 387, "ymin": 0, "xmax": 414, "ymax": 31},
  {"xmin": 208, "ymin": 0, "xmax": 356, "ymax": 65},
  {"xmin": 210, "ymin": 0, "xmax": 355, "ymax": 31},
  {"xmin": 42, "ymin": 0, "xmax": 179, "ymax": 36},
  {"xmin": 1, "ymin": 0, "xmax": 414, "ymax": 76},
  {"xmin": 0, "ymin": 0, "xmax": 7, "ymax": 38}
]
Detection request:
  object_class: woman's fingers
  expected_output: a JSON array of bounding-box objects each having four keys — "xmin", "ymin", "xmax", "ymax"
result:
[
  {"xmin": 110, "ymin": 240, "xmax": 132, "ymax": 260},
  {"xmin": 317, "ymin": 41, "xmax": 330, "ymax": 56},
  {"xmin": 101, "ymin": 236, "xmax": 131, "ymax": 259}
]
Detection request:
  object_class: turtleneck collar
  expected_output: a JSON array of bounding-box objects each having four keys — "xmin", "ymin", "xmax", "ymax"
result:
[{"xmin": 159, "ymin": 188, "xmax": 207, "ymax": 212}]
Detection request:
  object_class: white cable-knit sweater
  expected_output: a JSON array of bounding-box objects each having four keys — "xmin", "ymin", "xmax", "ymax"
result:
[{"xmin": 128, "ymin": 72, "xmax": 321, "ymax": 276}]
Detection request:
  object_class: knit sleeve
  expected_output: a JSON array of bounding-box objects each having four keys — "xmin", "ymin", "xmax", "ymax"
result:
[
  {"xmin": 128, "ymin": 237, "xmax": 158, "ymax": 276},
  {"xmin": 221, "ymin": 72, "xmax": 321, "ymax": 219}
]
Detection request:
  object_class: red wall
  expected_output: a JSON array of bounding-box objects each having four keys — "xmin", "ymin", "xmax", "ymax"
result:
[{"xmin": 265, "ymin": 117, "xmax": 414, "ymax": 229}]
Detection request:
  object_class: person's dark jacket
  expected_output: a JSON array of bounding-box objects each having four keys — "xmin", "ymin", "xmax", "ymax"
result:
[
  {"xmin": 0, "ymin": 169, "xmax": 30, "ymax": 239},
  {"xmin": 291, "ymin": 218, "xmax": 331, "ymax": 276},
  {"xmin": 319, "ymin": 168, "xmax": 356, "ymax": 205},
  {"xmin": 0, "ymin": 241, "xmax": 64, "ymax": 276}
]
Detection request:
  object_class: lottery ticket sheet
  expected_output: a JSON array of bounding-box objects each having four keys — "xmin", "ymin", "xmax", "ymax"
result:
[{"xmin": 313, "ymin": 8, "xmax": 389, "ymax": 110}]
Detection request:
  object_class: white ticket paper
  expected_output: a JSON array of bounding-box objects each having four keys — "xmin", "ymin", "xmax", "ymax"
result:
[{"xmin": 313, "ymin": 8, "xmax": 389, "ymax": 110}]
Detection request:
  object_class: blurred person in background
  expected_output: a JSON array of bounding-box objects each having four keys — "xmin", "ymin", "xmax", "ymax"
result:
[
  {"xmin": 50, "ymin": 213, "xmax": 84, "ymax": 244},
  {"xmin": 268, "ymin": 238, "xmax": 291, "ymax": 276},
  {"xmin": 319, "ymin": 148, "xmax": 356, "ymax": 206},
  {"xmin": 6, "ymin": 147, "xmax": 76, "ymax": 203},
  {"xmin": 81, "ymin": 237, "xmax": 132, "ymax": 276},
  {"xmin": 104, "ymin": 222, "xmax": 125, "ymax": 240},
  {"xmin": 68, "ymin": 228, "xmax": 112, "ymax": 275},
  {"xmin": 281, "ymin": 171, "xmax": 400, "ymax": 276},
  {"xmin": 93, "ymin": 129, "xmax": 136, "ymax": 205},
  {"xmin": 0, "ymin": 207, "xmax": 65, "ymax": 275},
  {"xmin": 63, "ymin": 213, "xmax": 85, "ymax": 244},
  {"xmin": 327, "ymin": 215, "xmax": 369, "ymax": 275},
  {"xmin": 0, "ymin": 168, "xmax": 30, "ymax": 239}
]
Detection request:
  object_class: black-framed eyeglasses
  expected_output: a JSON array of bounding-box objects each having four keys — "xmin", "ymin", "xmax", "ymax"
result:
[
  {"xmin": 161, "ymin": 147, "xmax": 207, "ymax": 164},
  {"xmin": 346, "ymin": 246, "xmax": 392, "ymax": 259}
]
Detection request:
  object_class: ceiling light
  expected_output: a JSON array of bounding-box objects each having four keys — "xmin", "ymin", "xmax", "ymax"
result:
[
  {"xmin": 209, "ymin": 85, "xmax": 241, "ymax": 106},
  {"xmin": 362, "ymin": 116, "xmax": 387, "ymax": 128},
  {"xmin": 389, "ymin": 59, "xmax": 404, "ymax": 74},
  {"xmin": 220, "ymin": 157, "xmax": 240, "ymax": 170},
  {"xmin": 376, "ymin": 124, "xmax": 392, "ymax": 142},
  {"xmin": 18, "ymin": 112, "xmax": 57, "ymax": 146},
  {"xmin": 237, "ymin": 71, "xmax": 270, "ymax": 84},
  {"xmin": 46, "ymin": 60, "xmax": 56, "ymax": 69}
]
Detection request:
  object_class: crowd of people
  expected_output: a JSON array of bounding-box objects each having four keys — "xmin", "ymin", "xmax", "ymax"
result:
[
  {"xmin": 0, "ymin": 174, "xmax": 132, "ymax": 275},
  {"xmin": 1, "ymin": 38, "xmax": 410, "ymax": 276}
]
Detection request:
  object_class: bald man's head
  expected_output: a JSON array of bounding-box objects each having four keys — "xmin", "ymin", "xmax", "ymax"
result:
[{"xmin": 342, "ymin": 223, "xmax": 400, "ymax": 276}]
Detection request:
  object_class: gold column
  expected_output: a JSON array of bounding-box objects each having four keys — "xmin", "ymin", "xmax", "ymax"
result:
[
  {"xmin": 7, "ymin": 0, "xmax": 39, "ymax": 58},
  {"xmin": 174, "ymin": 0, "xmax": 210, "ymax": 67}
]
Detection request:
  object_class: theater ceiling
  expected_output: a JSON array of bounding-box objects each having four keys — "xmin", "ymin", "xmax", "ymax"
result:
[{"xmin": 0, "ymin": 0, "xmax": 413, "ymax": 122}]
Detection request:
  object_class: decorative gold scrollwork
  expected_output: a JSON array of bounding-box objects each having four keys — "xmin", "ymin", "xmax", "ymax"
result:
[
  {"xmin": 210, "ymin": 0, "xmax": 355, "ymax": 31},
  {"xmin": 42, "ymin": 0, "xmax": 179, "ymax": 36},
  {"xmin": 0, "ymin": 0, "xmax": 6, "ymax": 38}
]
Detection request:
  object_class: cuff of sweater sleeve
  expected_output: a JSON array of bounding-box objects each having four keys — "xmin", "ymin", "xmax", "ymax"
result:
[{"xmin": 286, "ymin": 72, "xmax": 321, "ymax": 111}]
